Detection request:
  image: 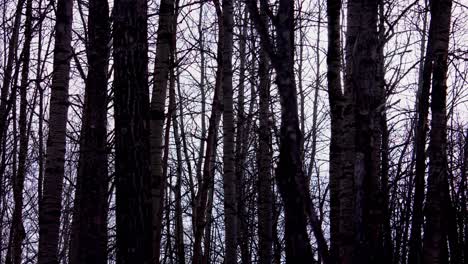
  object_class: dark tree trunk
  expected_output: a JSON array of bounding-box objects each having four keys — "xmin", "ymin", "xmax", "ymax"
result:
[
  {"xmin": 408, "ymin": 2, "xmax": 431, "ymax": 263},
  {"xmin": 423, "ymin": 1, "xmax": 453, "ymax": 263},
  {"xmin": 113, "ymin": 0, "xmax": 152, "ymax": 262},
  {"xmin": 247, "ymin": 0, "xmax": 330, "ymax": 262},
  {"xmin": 37, "ymin": 0, "xmax": 74, "ymax": 263},
  {"xmin": 5, "ymin": 0, "xmax": 33, "ymax": 263},
  {"xmin": 236, "ymin": 9, "xmax": 251, "ymax": 264},
  {"xmin": 325, "ymin": 0, "xmax": 347, "ymax": 262},
  {"xmin": 256, "ymin": 55, "xmax": 273, "ymax": 264},
  {"xmin": 0, "ymin": 0, "xmax": 24, "ymax": 150},
  {"xmin": 345, "ymin": 0, "xmax": 384, "ymax": 262},
  {"xmin": 192, "ymin": 5, "xmax": 224, "ymax": 261},
  {"xmin": 172, "ymin": 70, "xmax": 186, "ymax": 264},
  {"xmin": 68, "ymin": 0, "xmax": 110, "ymax": 263},
  {"xmin": 257, "ymin": 15, "xmax": 273, "ymax": 264},
  {"xmin": 221, "ymin": 0, "xmax": 238, "ymax": 263}
]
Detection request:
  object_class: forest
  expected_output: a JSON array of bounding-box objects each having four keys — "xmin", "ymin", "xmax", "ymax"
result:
[{"xmin": 0, "ymin": 0, "xmax": 467, "ymax": 263}]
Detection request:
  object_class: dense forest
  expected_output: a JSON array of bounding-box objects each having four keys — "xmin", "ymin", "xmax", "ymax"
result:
[{"xmin": 0, "ymin": 0, "xmax": 467, "ymax": 263}]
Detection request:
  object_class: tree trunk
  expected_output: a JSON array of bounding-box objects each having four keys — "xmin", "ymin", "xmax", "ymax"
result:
[
  {"xmin": 150, "ymin": 0, "xmax": 176, "ymax": 260},
  {"xmin": 247, "ymin": 0, "xmax": 329, "ymax": 262},
  {"xmin": 408, "ymin": 2, "xmax": 430, "ymax": 263},
  {"xmin": 192, "ymin": 6, "xmax": 224, "ymax": 261},
  {"xmin": 68, "ymin": 0, "xmax": 110, "ymax": 262},
  {"xmin": 5, "ymin": 0, "xmax": 33, "ymax": 263},
  {"xmin": 172, "ymin": 69, "xmax": 186, "ymax": 264},
  {"xmin": 345, "ymin": 0, "xmax": 384, "ymax": 262},
  {"xmin": 423, "ymin": 0, "xmax": 453, "ymax": 263},
  {"xmin": 325, "ymin": 0, "xmax": 345, "ymax": 262},
  {"xmin": 235, "ymin": 9, "xmax": 251, "ymax": 264},
  {"xmin": 113, "ymin": 0, "xmax": 152, "ymax": 262},
  {"xmin": 221, "ymin": 0, "xmax": 237, "ymax": 263},
  {"xmin": 257, "ymin": 22, "xmax": 273, "ymax": 264},
  {"xmin": 37, "ymin": 0, "xmax": 73, "ymax": 262},
  {"xmin": 0, "ymin": 0, "xmax": 24, "ymax": 150}
]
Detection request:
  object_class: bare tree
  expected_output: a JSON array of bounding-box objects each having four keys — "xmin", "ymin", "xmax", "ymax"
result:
[
  {"xmin": 257, "ymin": 11, "xmax": 273, "ymax": 263},
  {"xmin": 68, "ymin": 0, "xmax": 110, "ymax": 262},
  {"xmin": 113, "ymin": 0, "xmax": 152, "ymax": 262},
  {"xmin": 37, "ymin": 0, "xmax": 74, "ymax": 263},
  {"xmin": 423, "ymin": 0, "xmax": 453, "ymax": 263},
  {"xmin": 150, "ymin": 0, "xmax": 177, "ymax": 260},
  {"xmin": 246, "ymin": 0, "xmax": 329, "ymax": 262},
  {"xmin": 5, "ymin": 0, "xmax": 33, "ymax": 263}
]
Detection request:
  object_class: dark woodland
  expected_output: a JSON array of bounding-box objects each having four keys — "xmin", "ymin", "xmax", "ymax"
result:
[{"xmin": 0, "ymin": 0, "xmax": 467, "ymax": 263}]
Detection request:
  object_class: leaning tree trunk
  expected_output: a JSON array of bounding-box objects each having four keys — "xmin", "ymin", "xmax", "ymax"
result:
[
  {"xmin": 247, "ymin": 0, "xmax": 330, "ymax": 262},
  {"xmin": 0, "ymin": 0, "xmax": 24, "ymax": 150},
  {"xmin": 150, "ymin": 0, "xmax": 176, "ymax": 260},
  {"xmin": 113, "ymin": 0, "xmax": 152, "ymax": 262},
  {"xmin": 68, "ymin": 0, "xmax": 110, "ymax": 262},
  {"xmin": 423, "ymin": 0, "xmax": 453, "ymax": 263},
  {"xmin": 192, "ymin": 6, "xmax": 224, "ymax": 261},
  {"xmin": 37, "ymin": 0, "xmax": 73, "ymax": 263},
  {"xmin": 5, "ymin": 0, "xmax": 33, "ymax": 263},
  {"xmin": 408, "ymin": 3, "xmax": 430, "ymax": 263}
]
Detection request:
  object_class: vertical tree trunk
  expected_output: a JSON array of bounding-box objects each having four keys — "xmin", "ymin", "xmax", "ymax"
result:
[
  {"xmin": 113, "ymin": 0, "xmax": 152, "ymax": 262},
  {"xmin": 377, "ymin": 2, "xmax": 393, "ymax": 263},
  {"xmin": 5, "ymin": 0, "xmax": 33, "ymax": 262},
  {"xmin": 195, "ymin": 2, "xmax": 207, "ymax": 186},
  {"xmin": 325, "ymin": 0, "xmax": 345, "ymax": 262},
  {"xmin": 68, "ymin": 0, "xmax": 110, "ymax": 262},
  {"xmin": 36, "ymin": 0, "xmax": 46, "ymax": 217},
  {"xmin": 221, "ymin": 0, "xmax": 237, "ymax": 263},
  {"xmin": 235, "ymin": 9, "xmax": 251, "ymax": 264},
  {"xmin": 345, "ymin": 0, "xmax": 383, "ymax": 262},
  {"xmin": 37, "ymin": 0, "xmax": 73, "ymax": 263},
  {"xmin": 460, "ymin": 129, "xmax": 468, "ymax": 264},
  {"xmin": 257, "ymin": 22, "xmax": 273, "ymax": 264},
  {"xmin": 423, "ymin": 1, "xmax": 453, "ymax": 263},
  {"xmin": 408, "ymin": 2, "xmax": 430, "ymax": 263},
  {"xmin": 150, "ymin": 0, "xmax": 176, "ymax": 260},
  {"xmin": 172, "ymin": 69, "xmax": 186, "ymax": 264}
]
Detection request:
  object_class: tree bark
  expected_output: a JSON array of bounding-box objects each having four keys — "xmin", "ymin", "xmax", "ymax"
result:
[
  {"xmin": 235, "ymin": 9, "xmax": 251, "ymax": 264},
  {"xmin": 325, "ymin": 0, "xmax": 346, "ymax": 262},
  {"xmin": 257, "ymin": 21, "xmax": 273, "ymax": 264},
  {"xmin": 408, "ymin": 3, "xmax": 430, "ymax": 263},
  {"xmin": 5, "ymin": 0, "xmax": 33, "ymax": 263},
  {"xmin": 172, "ymin": 69, "xmax": 186, "ymax": 264},
  {"xmin": 68, "ymin": 0, "xmax": 110, "ymax": 262},
  {"xmin": 150, "ymin": 0, "xmax": 176, "ymax": 260},
  {"xmin": 345, "ymin": 0, "xmax": 384, "ymax": 262},
  {"xmin": 0, "ymin": 0, "xmax": 25, "ymax": 150},
  {"xmin": 423, "ymin": 0, "xmax": 453, "ymax": 263},
  {"xmin": 113, "ymin": 0, "xmax": 152, "ymax": 262},
  {"xmin": 247, "ymin": 0, "xmax": 330, "ymax": 263},
  {"xmin": 37, "ymin": 0, "xmax": 73, "ymax": 263},
  {"xmin": 221, "ymin": 0, "xmax": 237, "ymax": 263}
]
